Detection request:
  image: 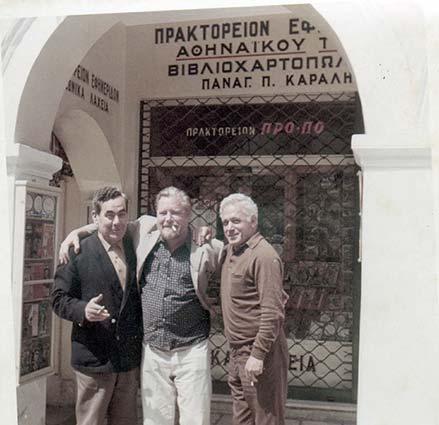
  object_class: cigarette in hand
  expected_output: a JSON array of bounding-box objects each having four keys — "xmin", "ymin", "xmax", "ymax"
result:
[
  {"xmin": 97, "ymin": 305, "xmax": 106, "ymax": 314},
  {"xmin": 250, "ymin": 381, "xmax": 254, "ymax": 387}
]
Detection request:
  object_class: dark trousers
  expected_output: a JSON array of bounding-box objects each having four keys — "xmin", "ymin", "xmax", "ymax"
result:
[
  {"xmin": 228, "ymin": 332, "xmax": 288, "ymax": 425},
  {"xmin": 75, "ymin": 368, "xmax": 139, "ymax": 425}
]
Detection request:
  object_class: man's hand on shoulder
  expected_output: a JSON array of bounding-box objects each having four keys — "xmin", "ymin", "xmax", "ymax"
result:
[
  {"xmin": 193, "ymin": 225, "xmax": 216, "ymax": 245},
  {"xmin": 58, "ymin": 223, "xmax": 98, "ymax": 264},
  {"xmin": 58, "ymin": 230, "xmax": 81, "ymax": 264}
]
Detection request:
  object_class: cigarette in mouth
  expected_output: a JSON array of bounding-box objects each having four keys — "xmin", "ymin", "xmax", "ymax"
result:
[{"xmin": 171, "ymin": 224, "xmax": 178, "ymax": 232}]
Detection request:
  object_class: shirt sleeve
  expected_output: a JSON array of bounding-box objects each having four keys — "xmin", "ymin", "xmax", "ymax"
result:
[
  {"xmin": 251, "ymin": 254, "xmax": 285, "ymax": 361},
  {"xmin": 206, "ymin": 238, "xmax": 225, "ymax": 273}
]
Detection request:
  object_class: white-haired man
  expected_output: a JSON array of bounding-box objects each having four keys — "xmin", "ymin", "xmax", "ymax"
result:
[{"xmin": 219, "ymin": 193, "xmax": 288, "ymax": 425}]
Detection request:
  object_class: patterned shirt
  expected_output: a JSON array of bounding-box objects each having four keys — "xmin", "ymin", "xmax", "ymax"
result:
[{"xmin": 140, "ymin": 237, "xmax": 210, "ymax": 350}]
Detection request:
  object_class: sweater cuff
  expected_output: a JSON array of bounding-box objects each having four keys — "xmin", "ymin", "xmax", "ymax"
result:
[{"xmin": 250, "ymin": 345, "xmax": 267, "ymax": 361}]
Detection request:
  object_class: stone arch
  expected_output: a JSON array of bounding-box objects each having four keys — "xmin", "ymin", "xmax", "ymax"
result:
[
  {"xmin": 8, "ymin": 14, "xmax": 122, "ymax": 151},
  {"xmin": 53, "ymin": 109, "xmax": 121, "ymax": 196}
]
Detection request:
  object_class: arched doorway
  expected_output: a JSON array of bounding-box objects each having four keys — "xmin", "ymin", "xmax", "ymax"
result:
[
  {"xmin": 53, "ymin": 109, "xmax": 121, "ymax": 197},
  {"xmin": 4, "ymin": 4, "xmax": 437, "ymax": 425},
  {"xmin": 48, "ymin": 109, "xmax": 122, "ymax": 405}
]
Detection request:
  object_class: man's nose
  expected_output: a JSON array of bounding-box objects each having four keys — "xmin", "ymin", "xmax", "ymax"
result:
[{"xmin": 113, "ymin": 214, "xmax": 121, "ymax": 225}]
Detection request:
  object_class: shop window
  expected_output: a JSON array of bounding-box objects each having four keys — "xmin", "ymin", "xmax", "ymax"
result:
[{"xmin": 138, "ymin": 93, "xmax": 363, "ymax": 402}]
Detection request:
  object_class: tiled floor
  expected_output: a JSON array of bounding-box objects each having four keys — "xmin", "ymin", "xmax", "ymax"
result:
[{"xmin": 46, "ymin": 396, "xmax": 356, "ymax": 425}]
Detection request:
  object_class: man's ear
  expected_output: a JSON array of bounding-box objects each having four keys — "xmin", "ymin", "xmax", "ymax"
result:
[
  {"xmin": 250, "ymin": 215, "xmax": 257, "ymax": 230},
  {"xmin": 91, "ymin": 210, "xmax": 98, "ymax": 224}
]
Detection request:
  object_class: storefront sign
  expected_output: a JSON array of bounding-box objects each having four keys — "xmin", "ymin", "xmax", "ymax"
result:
[
  {"xmin": 148, "ymin": 6, "xmax": 356, "ymax": 96},
  {"xmin": 148, "ymin": 100, "xmax": 355, "ymax": 156},
  {"xmin": 65, "ymin": 64, "xmax": 119, "ymax": 113}
]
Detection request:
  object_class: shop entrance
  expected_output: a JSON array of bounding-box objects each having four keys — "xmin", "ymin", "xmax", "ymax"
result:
[{"xmin": 138, "ymin": 93, "xmax": 363, "ymax": 403}]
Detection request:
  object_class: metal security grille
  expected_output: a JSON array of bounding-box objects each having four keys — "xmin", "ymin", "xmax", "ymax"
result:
[{"xmin": 138, "ymin": 93, "xmax": 362, "ymax": 403}]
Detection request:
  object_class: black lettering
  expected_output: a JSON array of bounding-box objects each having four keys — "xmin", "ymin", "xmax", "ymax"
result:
[
  {"xmin": 200, "ymin": 63, "xmax": 214, "ymax": 75},
  {"xmin": 289, "ymin": 355, "xmax": 298, "ymax": 371},
  {"xmin": 235, "ymin": 60, "xmax": 247, "ymax": 72},
  {"xmin": 212, "ymin": 78, "xmax": 220, "ymax": 89},
  {"xmin": 251, "ymin": 60, "xmax": 264, "ymax": 72},
  {"xmin": 301, "ymin": 20, "xmax": 316, "ymax": 33},
  {"xmin": 286, "ymin": 74, "xmax": 295, "ymax": 86},
  {"xmin": 262, "ymin": 75, "xmax": 271, "ymax": 87},
  {"xmin": 289, "ymin": 18, "xmax": 299, "ymax": 35},
  {"xmin": 211, "ymin": 349, "xmax": 220, "ymax": 366},
  {"xmin": 291, "ymin": 38, "xmax": 305, "ymax": 51},
  {"xmin": 155, "ymin": 28, "xmax": 164, "ymax": 44},
  {"xmin": 307, "ymin": 356, "xmax": 316, "ymax": 372},
  {"xmin": 277, "ymin": 39, "xmax": 289, "ymax": 51},
  {"xmin": 176, "ymin": 45, "xmax": 190, "ymax": 58},
  {"xmin": 236, "ymin": 42, "xmax": 250, "ymax": 54},
  {"xmin": 223, "ymin": 351, "xmax": 230, "ymax": 366},
  {"xmin": 174, "ymin": 27, "xmax": 185, "ymax": 42},
  {"xmin": 298, "ymin": 74, "xmax": 307, "ymax": 85},
  {"xmin": 261, "ymin": 40, "xmax": 274, "ymax": 52},
  {"xmin": 187, "ymin": 25, "xmax": 197, "ymax": 41}
]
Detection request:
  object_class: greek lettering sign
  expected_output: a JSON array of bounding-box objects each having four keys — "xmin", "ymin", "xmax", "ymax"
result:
[
  {"xmin": 65, "ymin": 65, "xmax": 119, "ymax": 114},
  {"xmin": 147, "ymin": 5, "xmax": 356, "ymax": 97},
  {"xmin": 149, "ymin": 100, "xmax": 356, "ymax": 157}
]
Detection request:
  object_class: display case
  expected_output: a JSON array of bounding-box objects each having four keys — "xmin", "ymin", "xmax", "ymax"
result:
[{"xmin": 13, "ymin": 181, "xmax": 62, "ymax": 383}]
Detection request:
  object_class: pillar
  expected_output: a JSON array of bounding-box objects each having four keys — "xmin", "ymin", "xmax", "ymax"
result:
[{"xmin": 353, "ymin": 135, "xmax": 439, "ymax": 425}]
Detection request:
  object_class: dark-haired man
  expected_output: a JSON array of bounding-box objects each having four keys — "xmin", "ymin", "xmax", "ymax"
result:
[{"xmin": 52, "ymin": 186, "xmax": 142, "ymax": 425}]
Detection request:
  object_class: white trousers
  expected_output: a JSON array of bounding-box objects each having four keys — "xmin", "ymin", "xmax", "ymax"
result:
[{"xmin": 141, "ymin": 339, "xmax": 211, "ymax": 425}]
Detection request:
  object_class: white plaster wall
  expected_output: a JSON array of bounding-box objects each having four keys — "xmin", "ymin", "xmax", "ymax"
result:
[
  {"xmin": 424, "ymin": 4, "xmax": 439, "ymax": 329},
  {"xmin": 354, "ymin": 162, "xmax": 438, "ymax": 425},
  {"xmin": 0, "ymin": 26, "xmax": 18, "ymax": 425},
  {"xmin": 123, "ymin": 26, "xmax": 145, "ymax": 211},
  {"xmin": 46, "ymin": 176, "xmax": 79, "ymax": 405},
  {"xmin": 2, "ymin": 16, "xmax": 64, "ymax": 146},
  {"xmin": 5, "ymin": 13, "xmax": 123, "ymax": 152},
  {"xmin": 332, "ymin": 3, "xmax": 439, "ymax": 424},
  {"xmin": 316, "ymin": 2, "xmax": 428, "ymax": 141},
  {"xmin": 53, "ymin": 110, "xmax": 121, "ymax": 197},
  {"xmin": 56, "ymin": 22, "xmax": 126, "ymax": 176}
]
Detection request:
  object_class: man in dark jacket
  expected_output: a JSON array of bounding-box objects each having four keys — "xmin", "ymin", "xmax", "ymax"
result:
[{"xmin": 52, "ymin": 186, "xmax": 142, "ymax": 425}]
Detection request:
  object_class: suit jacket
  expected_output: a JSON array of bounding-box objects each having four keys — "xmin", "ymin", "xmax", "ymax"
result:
[
  {"xmin": 52, "ymin": 233, "xmax": 142, "ymax": 374},
  {"xmin": 129, "ymin": 215, "xmax": 224, "ymax": 313}
]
